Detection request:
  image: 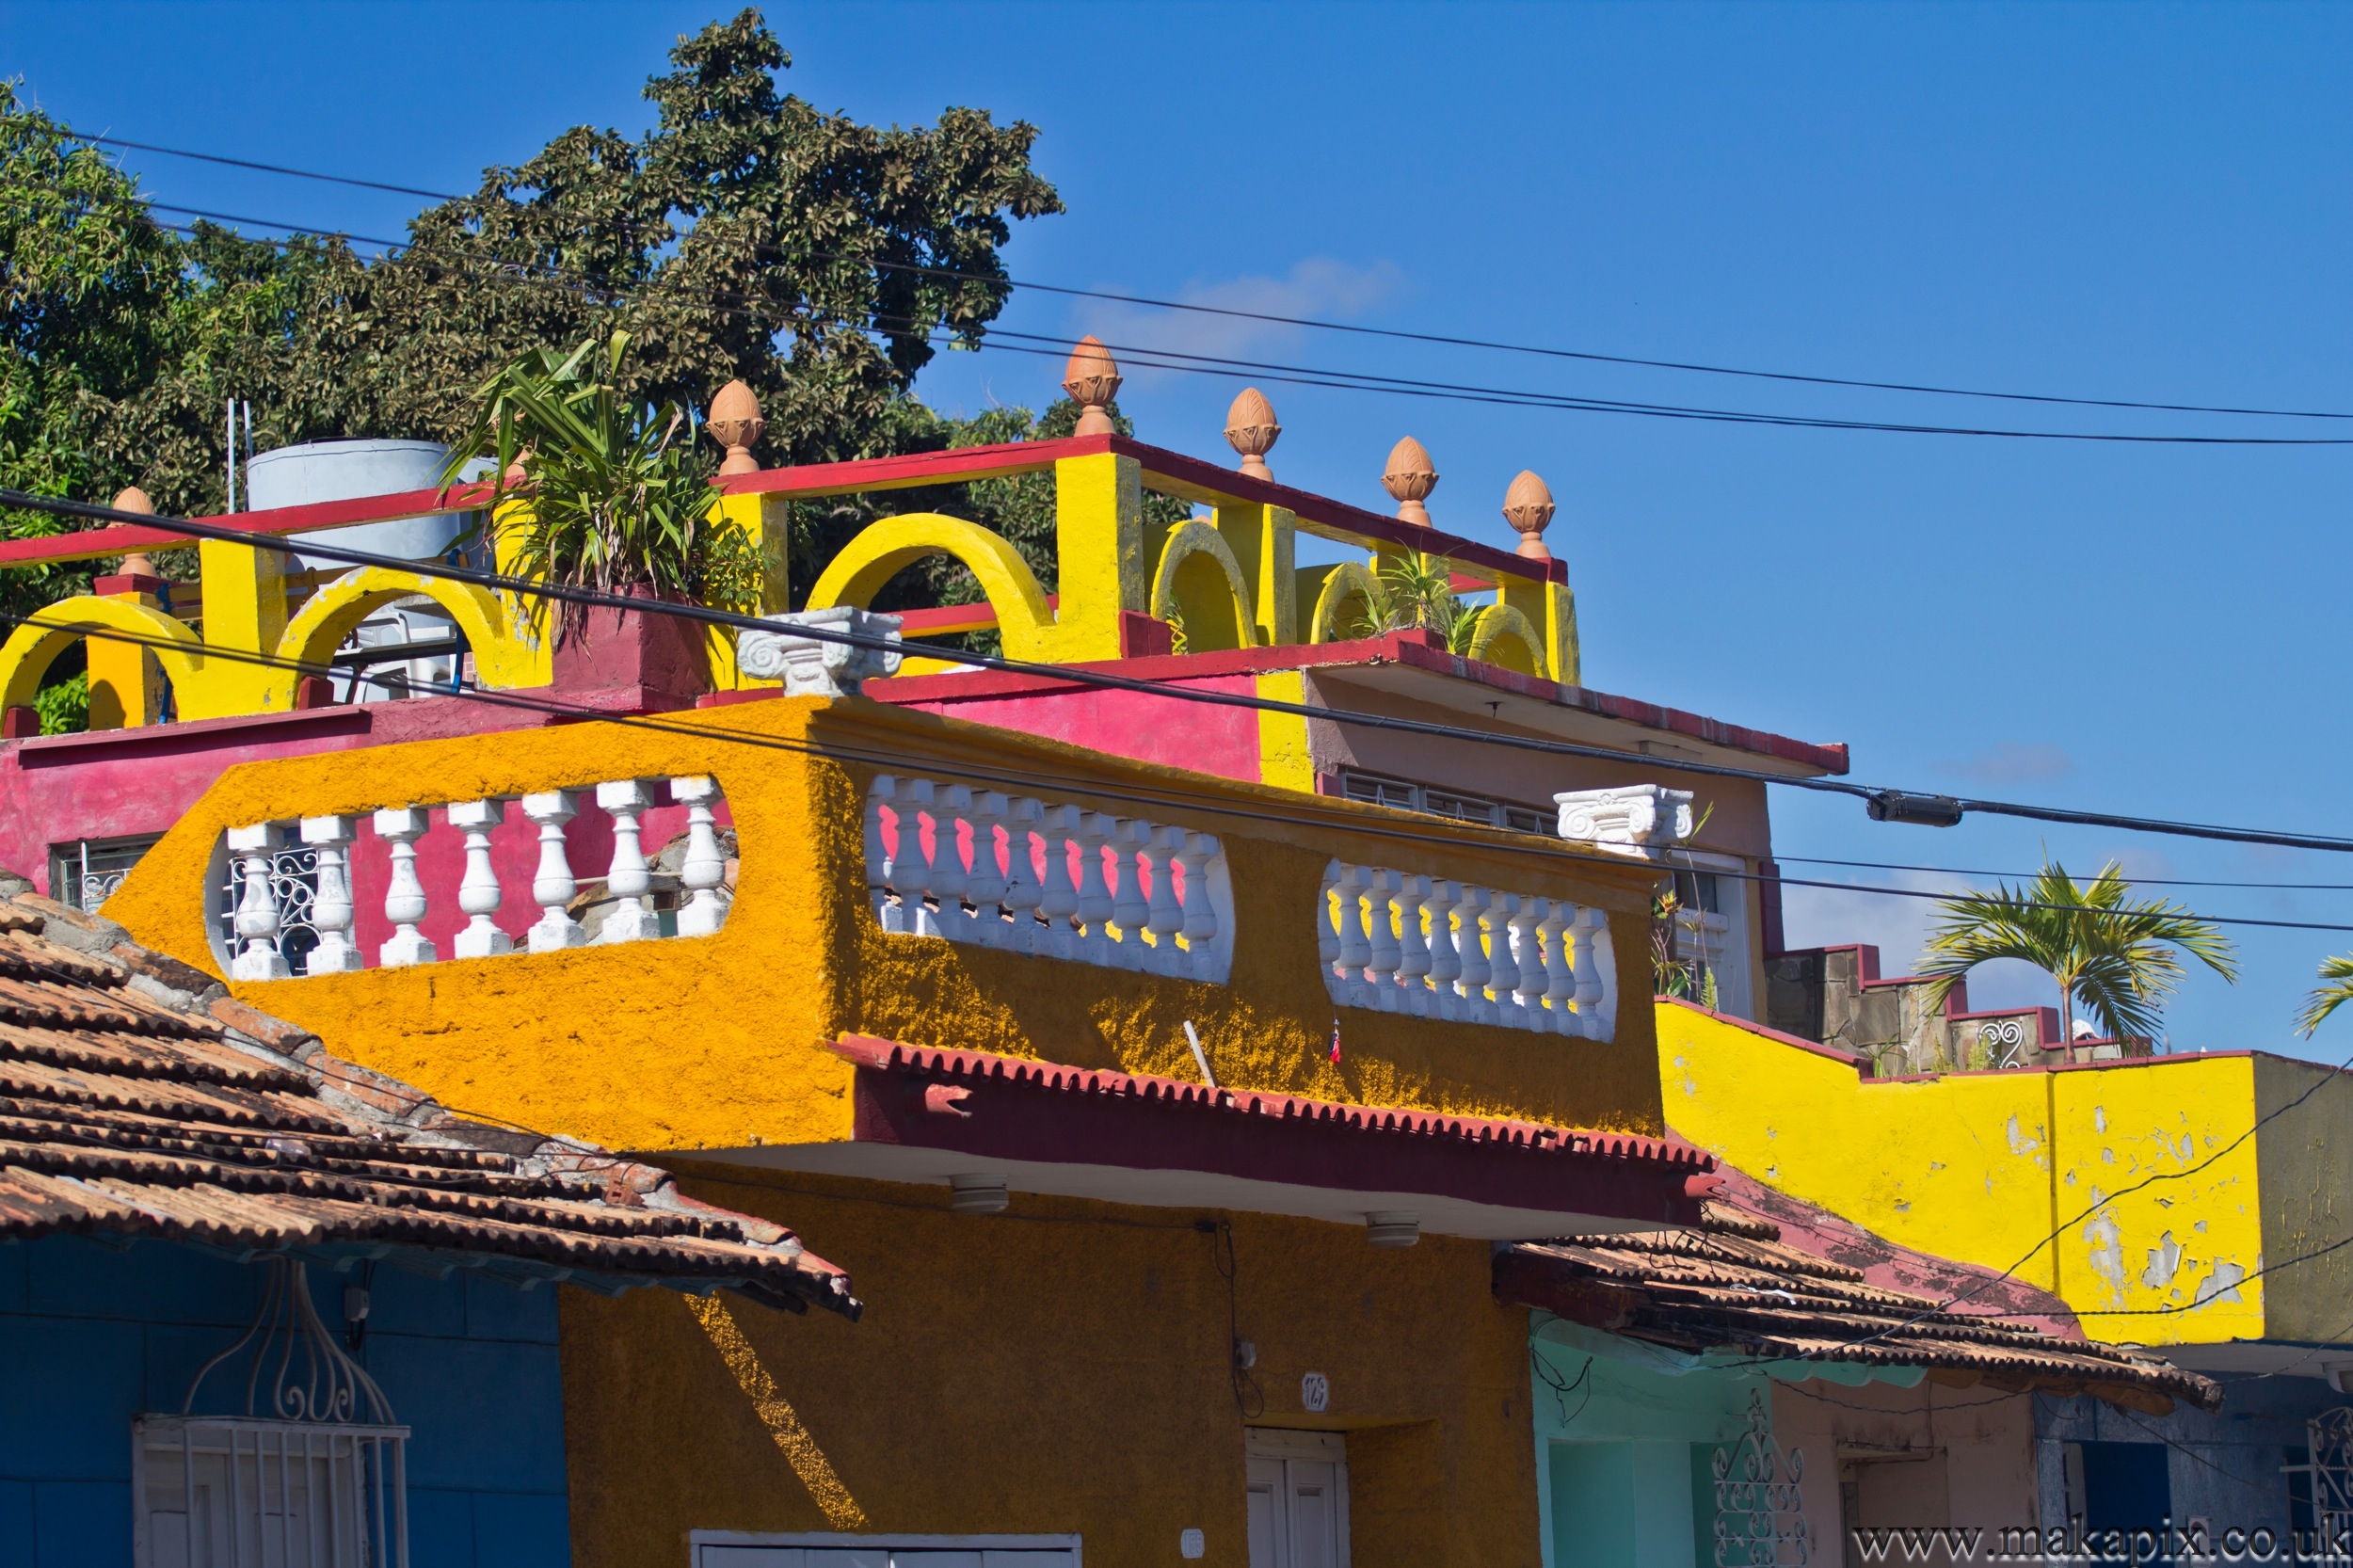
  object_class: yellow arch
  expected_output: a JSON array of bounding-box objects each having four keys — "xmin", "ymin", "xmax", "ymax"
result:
[
  {"xmin": 1306, "ymin": 562, "xmax": 1382, "ymax": 644},
  {"xmin": 1148, "ymin": 521, "xmax": 1257, "ymax": 652},
  {"xmin": 0, "ymin": 598, "xmax": 206, "ymax": 711},
  {"xmin": 1465, "ymin": 603, "xmax": 1548, "ymax": 679},
  {"xmin": 277, "ymin": 568, "xmax": 549, "ymax": 696},
  {"xmin": 805, "ymin": 513, "xmax": 1055, "ymax": 662}
]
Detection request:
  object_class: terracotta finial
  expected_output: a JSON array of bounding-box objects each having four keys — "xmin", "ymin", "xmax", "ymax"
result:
[
  {"xmin": 1223, "ymin": 388, "xmax": 1281, "ymax": 480},
  {"xmin": 1500, "ymin": 470, "xmax": 1557, "ymax": 560},
  {"xmin": 707, "ymin": 379, "xmax": 765, "ymax": 476},
  {"xmin": 111, "ymin": 488, "xmax": 157, "ymax": 577},
  {"xmin": 1062, "ymin": 336, "xmax": 1123, "ymax": 437},
  {"xmin": 1381, "ymin": 437, "xmax": 1438, "ymax": 527}
]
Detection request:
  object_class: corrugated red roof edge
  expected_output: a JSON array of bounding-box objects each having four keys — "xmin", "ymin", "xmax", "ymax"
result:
[
  {"xmin": 859, "ymin": 630, "xmax": 1850, "ymax": 776},
  {"xmin": 828, "ymin": 1033, "xmax": 1713, "ymax": 1171}
]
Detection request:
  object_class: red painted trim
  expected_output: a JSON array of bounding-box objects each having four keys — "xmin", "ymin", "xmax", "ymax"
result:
[
  {"xmin": 1658, "ymin": 997, "xmax": 1871, "ymax": 1074},
  {"xmin": 8, "ymin": 704, "xmax": 375, "ymax": 767},
  {"xmin": 0, "ymin": 482, "xmax": 500, "ymax": 568},
  {"xmin": 830, "ymin": 1033, "xmax": 1710, "ymax": 1225},
  {"xmin": 868, "ymin": 632, "xmax": 1850, "ymax": 776}
]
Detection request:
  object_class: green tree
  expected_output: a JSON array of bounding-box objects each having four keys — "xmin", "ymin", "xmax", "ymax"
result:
[
  {"xmin": 2, "ymin": 10, "xmax": 1069, "ymax": 598},
  {"xmin": 1917, "ymin": 860, "xmax": 2238, "ymax": 1049}
]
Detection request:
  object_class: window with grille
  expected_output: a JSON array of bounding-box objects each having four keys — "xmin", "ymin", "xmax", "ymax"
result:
[
  {"xmin": 134, "ymin": 1416, "xmax": 409, "ymax": 1568},
  {"xmin": 1336, "ymin": 771, "xmax": 1551, "ymax": 836},
  {"xmin": 50, "ymin": 833, "xmax": 164, "ymax": 915}
]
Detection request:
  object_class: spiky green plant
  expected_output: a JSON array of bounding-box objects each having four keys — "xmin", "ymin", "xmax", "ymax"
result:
[
  {"xmin": 1916, "ymin": 860, "xmax": 2237, "ymax": 1048},
  {"xmin": 2296, "ymin": 954, "xmax": 2353, "ymax": 1037},
  {"xmin": 1346, "ymin": 550, "xmax": 1481, "ymax": 654},
  {"xmin": 439, "ymin": 331, "xmax": 759, "ymax": 641}
]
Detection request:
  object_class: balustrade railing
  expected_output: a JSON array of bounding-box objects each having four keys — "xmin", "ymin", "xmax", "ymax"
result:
[
  {"xmin": 863, "ymin": 775, "xmax": 1235, "ymax": 984},
  {"xmin": 1317, "ymin": 860, "xmax": 1618, "ymax": 1040},
  {"xmin": 219, "ymin": 776, "xmax": 732, "ymax": 979}
]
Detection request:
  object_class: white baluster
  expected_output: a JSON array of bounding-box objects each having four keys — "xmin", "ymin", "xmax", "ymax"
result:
[
  {"xmin": 1455, "ymin": 885, "xmax": 1496, "ymax": 1023},
  {"xmin": 1002, "ymin": 798, "xmax": 1046, "ymax": 953},
  {"xmin": 965, "ymin": 792, "xmax": 1011, "ymax": 949},
  {"xmin": 1317, "ymin": 861, "xmax": 1343, "ymax": 988},
  {"xmin": 1036, "ymin": 805, "xmax": 1082, "ymax": 958},
  {"xmin": 1108, "ymin": 819, "xmax": 1153, "ymax": 968},
  {"xmin": 867, "ymin": 776, "xmax": 902, "ymax": 932},
  {"xmin": 1485, "ymin": 891, "xmax": 1523, "ymax": 1025},
  {"xmin": 930, "ymin": 785, "xmax": 974, "ymax": 940},
  {"xmin": 595, "ymin": 779, "xmax": 664, "ymax": 943},
  {"xmin": 1395, "ymin": 874, "xmax": 1433, "ymax": 1017},
  {"xmin": 373, "ymin": 807, "xmax": 437, "ymax": 968},
  {"xmin": 1510, "ymin": 896, "xmax": 1546, "ymax": 1028},
  {"xmin": 1538, "ymin": 899, "xmax": 1575, "ymax": 1033},
  {"xmin": 227, "ymin": 824, "xmax": 292, "ymax": 981},
  {"xmin": 892, "ymin": 778, "xmax": 941, "ymax": 938},
  {"xmin": 1425, "ymin": 880, "xmax": 1465, "ymax": 1022},
  {"xmin": 448, "ymin": 799, "xmax": 514, "ymax": 958},
  {"xmin": 521, "ymin": 791, "xmax": 589, "ymax": 952},
  {"xmin": 298, "ymin": 816, "xmax": 362, "ymax": 975},
  {"xmin": 1365, "ymin": 870, "xmax": 1404, "ymax": 1012},
  {"xmin": 1073, "ymin": 811, "xmax": 1116, "ymax": 964},
  {"xmin": 1332, "ymin": 862, "xmax": 1372, "ymax": 1007},
  {"xmin": 1572, "ymin": 905, "xmax": 1612, "ymax": 1041},
  {"xmin": 1144, "ymin": 825, "xmax": 1188, "ymax": 976},
  {"xmin": 1176, "ymin": 831, "xmax": 1224, "ymax": 983},
  {"xmin": 671, "ymin": 776, "xmax": 729, "ymax": 937}
]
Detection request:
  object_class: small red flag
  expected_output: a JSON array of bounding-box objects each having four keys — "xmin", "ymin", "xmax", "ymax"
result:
[{"xmin": 1329, "ymin": 1018, "xmax": 1342, "ymax": 1064}]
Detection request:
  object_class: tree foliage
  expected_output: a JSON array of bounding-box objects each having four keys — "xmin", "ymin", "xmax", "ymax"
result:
[
  {"xmin": 1916, "ymin": 860, "xmax": 2238, "ymax": 1048},
  {"xmin": 1, "ymin": 10, "xmax": 1087, "ymax": 615}
]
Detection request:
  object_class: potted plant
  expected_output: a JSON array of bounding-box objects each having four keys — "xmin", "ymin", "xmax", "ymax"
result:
[{"xmin": 439, "ymin": 332, "xmax": 759, "ymax": 710}]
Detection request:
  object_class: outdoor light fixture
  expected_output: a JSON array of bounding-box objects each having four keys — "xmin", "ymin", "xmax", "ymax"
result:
[
  {"xmin": 948, "ymin": 1174, "xmax": 1010, "ymax": 1213},
  {"xmin": 1366, "ymin": 1211, "xmax": 1420, "ymax": 1248},
  {"xmin": 1865, "ymin": 791, "xmax": 1966, "ymax": 828}
]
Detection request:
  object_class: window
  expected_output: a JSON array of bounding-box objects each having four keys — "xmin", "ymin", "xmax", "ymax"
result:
[
  {"xmin": 1661, "ymin": 856, "xmax": 1754, "ymax": 1021},
  {"xmin": 1247, "ymin": 1429, "xmax": 1349, "ymax": 1568},
  {"xmin": 135, "ymin": 1416, "xmax": 408, "ymax": 1568},
  {"xmin": 1335, "ymin": 770, "xmax": 1550, "ymax": 837},
  {"xmin": 50, "ymin": 833, "xmax": 163, "ymax": 915},
  {"xmin": 689, "ymin": 1536, "xmax": 1081, "ymax": 1568}
]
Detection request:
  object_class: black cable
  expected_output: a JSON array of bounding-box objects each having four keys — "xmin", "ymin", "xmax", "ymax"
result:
[
  {"xmin": 1773, "ymin": 856, "xmax": 2353, "ymax": 894},
  {"xmin": 65, "ymin": 130, "xmax": 2353, "ymax": 424},
  {"xmin": 1529, "ymin": 1344, "xmax": 1594, "ymax": 1425},
  {"xmin": 21, "ymin": 182, "xmax": 2353, "ymax": 447},
  {"xmin": 1204, "ymin": 1218, "xmax": 1265, "ymax": 1418},
  {"xmin": 13, "ymin": 484, "xmax": 2353, "ymax": 861}
]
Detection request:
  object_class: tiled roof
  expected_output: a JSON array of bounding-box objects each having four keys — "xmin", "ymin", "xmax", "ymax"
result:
[
  {"xmin": 0, "ymin": 896, "xmax": 857, "ymax": 1318},
  {"xmin": 1496, "ymin": 1206, "xmax": 2217, "ymax": 1414},
  {"xmin": 829, "ymin": 1033, "xmax": 1714, "ymax": 1172}
]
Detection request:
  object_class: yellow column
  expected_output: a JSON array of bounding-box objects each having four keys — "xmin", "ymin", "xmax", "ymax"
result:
[
  {"xmin": 707, "ymin": 490, "xmax": 794, "ymax": 690},
  {"xmin": 1213, "ymin": 501, "xmax": 1297, "ymax": 648},
  {"xmin": 1255, "ymin": 669, "xmax": 1318, "ymax": 792},
  {"xmin": 85, "ymin": 580, "xmax": 169, "ymax": 729},
  {"xmin": 1499, "ymin": 573, "xmax": 1579, "ymax": 687},
  {"xmin": 1044, "ymin": 452, "xmax": 1146, "ymax": 661},
  {"xmin": 189, "ymin": 537, "xmax": 291, "ymax": 716}
]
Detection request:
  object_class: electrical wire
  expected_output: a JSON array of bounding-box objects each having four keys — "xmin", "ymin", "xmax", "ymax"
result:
[
  {"xmin": 65, "ymin": 129, "xmax": 2353, "ymax": 424},
  {"xmin": 1772, "ymin": 856, "xmax": 2353, "ymax": 894},
  {"xmin": 18, "ymin": 181, "xmax": 2353, "ymax": 447},
  {"xmin": 12, "ymin": 484, "xmax": 2353, "ymax": 861}
]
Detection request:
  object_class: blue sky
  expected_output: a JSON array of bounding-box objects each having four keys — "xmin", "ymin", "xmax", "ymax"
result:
[{"xmin": 8, "ymin": 2, "xmax": 2350, "ymax": 1057}]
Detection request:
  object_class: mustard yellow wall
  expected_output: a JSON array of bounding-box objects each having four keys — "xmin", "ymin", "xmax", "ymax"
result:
[
  {"xmin": 1659, "ymin": 1004, "xmax": 2273, "ymax": 1345},
  {"xmin": 560, "ymin": 1166, "xmax": 1542, "ymax": 1568},
  {"xmin": 2253, "ymin": 1055, "xmax": 2353, "ymax": 1344},
  {"xmin": 106, "ymin": 696, "xmax": 1670, "ymax": 1151}
]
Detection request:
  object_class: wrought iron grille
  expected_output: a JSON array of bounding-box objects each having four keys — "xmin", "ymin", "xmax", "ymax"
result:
[
  {"xmin": 49, "ymin": 834, "xmax": 164, "ymax": 916},
  {"xmin": 2314, "ymin": 1406, "xmax": 2353, "ymax": 1541},
  {"xmin": 135, "ymin": 1259, "xmax": 409, "ymax": 1568},
  {"xmin": 1714, "ymin": 1388, "xmax": 1809, "ymax": 1568},
  {"xmin": 216, "ymin": 844, "xmax": 321, "ymax": 976}
]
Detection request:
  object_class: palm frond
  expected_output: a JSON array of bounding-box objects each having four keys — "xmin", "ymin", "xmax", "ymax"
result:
[{"xmin": 2297, "ymin": 953, "xmax": 2353, "ymax": 1037}]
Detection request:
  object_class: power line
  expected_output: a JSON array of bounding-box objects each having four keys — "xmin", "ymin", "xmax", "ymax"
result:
[
  {"xmin": 69, "ymin": 129, "xmax": 2353, "ymax": 424},
  {"xmin": 1772, "ymin": 856, "xmax": 2353, "ymax": 893},
  {"xmin": 24, "ymin": 179, "xmax": 2353, "ymax": 448},
  {"xmin": 11, "ymin": 484, "xmax": 2353, "ymax": 861}
]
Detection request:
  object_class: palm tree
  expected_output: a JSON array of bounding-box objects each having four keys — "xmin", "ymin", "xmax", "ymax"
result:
[
  {"xmin": 1916, "ymin": 860, "xmax": 2238, "ymax": 1050},
  {"xmin": 2296, "ymin": 955, "xmax": 2353, "ymax": 1037}
]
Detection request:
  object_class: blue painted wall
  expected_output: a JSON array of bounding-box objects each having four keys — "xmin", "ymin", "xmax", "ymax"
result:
[{"xmin": 0, "ymin": 1234, "xmax": 571, "ymax": 1567}]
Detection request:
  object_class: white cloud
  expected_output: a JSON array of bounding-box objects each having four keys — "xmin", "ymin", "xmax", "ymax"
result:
[{"xmin": 1066, "ymin": 257, "xmax": 1404, "ymax": 383}]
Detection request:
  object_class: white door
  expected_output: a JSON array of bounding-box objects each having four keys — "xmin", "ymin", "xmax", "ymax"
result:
[{"xmin": 1246, "ymin": 1430, "xmax": 1349, "ymax": 1568}]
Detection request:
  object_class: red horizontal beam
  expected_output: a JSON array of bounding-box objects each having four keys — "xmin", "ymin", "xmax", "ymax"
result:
[{"xmin": 0, "ymin": 482, "xmax": 498, "ymax": 569}]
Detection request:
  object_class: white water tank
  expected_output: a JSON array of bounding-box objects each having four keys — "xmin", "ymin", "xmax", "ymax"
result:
[{"xmin": 242, "ymin": 439, "xmax": 472, "ymax": 572}]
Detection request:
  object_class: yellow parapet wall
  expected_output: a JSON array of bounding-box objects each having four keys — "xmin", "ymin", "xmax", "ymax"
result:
[
  {"xmin": 1655, "ymin": 1001, "xmax": 2353, "ymax": 1347},
  {"xmin": 104, "ymin": 696, "xmax": 1668, "ymax": 1155}
]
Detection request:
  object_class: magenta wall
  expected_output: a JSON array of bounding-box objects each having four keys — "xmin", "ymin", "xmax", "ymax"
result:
[{"xmin": 884, "ymin": 672, "xmax": 1269, "ymax": 784}]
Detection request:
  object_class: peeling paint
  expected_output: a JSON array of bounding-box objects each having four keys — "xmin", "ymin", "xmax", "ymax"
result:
[
  {"xmin": 2141, "ymin": 1231, "xmax": 2184, "ymax": 1290},
  {"xmin": 2093, "ymin": 1106, "xmax": 2108, "ymax": 1134},
  {"xmin": 2194, "ymin": 1260, "xmax": 2247, "ymax": 1305}
]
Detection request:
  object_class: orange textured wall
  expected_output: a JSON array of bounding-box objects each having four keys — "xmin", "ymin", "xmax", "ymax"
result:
[{"xmin": 560, "ymin": 1164, "xmax": 1544, "ymax": 1568}]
